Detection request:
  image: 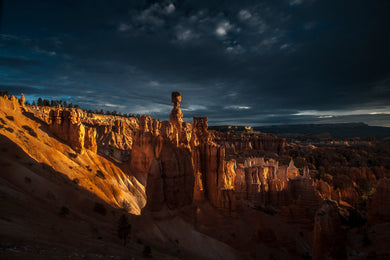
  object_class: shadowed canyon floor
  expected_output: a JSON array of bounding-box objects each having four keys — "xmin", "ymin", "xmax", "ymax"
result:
[{"xmin": 1, "ymin": 93, "xmax": 390, "ymax": 259}]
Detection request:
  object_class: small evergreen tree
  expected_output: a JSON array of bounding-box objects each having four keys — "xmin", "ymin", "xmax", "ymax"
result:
[
  {"xmin": 143, "ymin": 245, "xmax": 151, "ymax": 257},
  {"xmin": 43, "ymin": 99, "xmax": 50, "ymax": 106},
  {"xmin": 117, "ymin": 214, "xmax": 131, "ymax": 245},
  {"xmin": 37, "ymin": 97, "xmax": 43, "ymax": 106},
  {"xmin": 0, "ymin": 91, "xmax": 9, "ymax": 96}
]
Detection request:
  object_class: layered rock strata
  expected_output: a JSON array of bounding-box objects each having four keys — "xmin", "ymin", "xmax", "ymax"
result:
[
  {"xmin": 48, "ymin": 105, "xmax": 97, "ymax": 154},
  {"xmin": 214, "ymin": 132, "xmax": 286, "ymax": 154},
  {"xmin": 368, "ymin": 178, "xmax": 390, "ymax": 224},
  {"xmin": 313, "ymin": 199, "xmax": 346, "ymax": 260}
]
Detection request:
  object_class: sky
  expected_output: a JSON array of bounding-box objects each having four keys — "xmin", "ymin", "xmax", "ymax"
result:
[{"xmin": 0, "ymin": 0, "xmax": 390, "ymax": 126}]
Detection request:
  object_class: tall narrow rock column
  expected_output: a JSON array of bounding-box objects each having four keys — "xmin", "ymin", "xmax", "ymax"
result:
[{"xmin": 169, "ymin": 92, "xmax": 183, "ymax": 146}]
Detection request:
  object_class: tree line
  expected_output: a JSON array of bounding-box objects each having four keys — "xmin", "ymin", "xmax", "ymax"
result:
[
  {"xmin": 33, "ymin": 98, "xmax": 141, "ymax": 118},
  {"xmin": 1, "ymin": 91, "xmax": 140, "ymax": 118}
]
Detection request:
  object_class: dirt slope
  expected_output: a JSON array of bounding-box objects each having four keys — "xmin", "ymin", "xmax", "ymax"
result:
[{"xmin": 0, "ymin": 96, "xmax": 241, "ymax": 259}]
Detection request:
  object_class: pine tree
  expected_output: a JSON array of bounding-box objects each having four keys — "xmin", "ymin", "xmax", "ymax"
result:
[
  {"xmin": 117, "ymin": 214, "xmax": 131, "ymax": 245},
  {"xmin": 37, "ymin": 98, "xmax": 43, "ymax": 106}
]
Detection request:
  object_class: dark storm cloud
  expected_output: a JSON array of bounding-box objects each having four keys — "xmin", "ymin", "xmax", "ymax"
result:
[
  {"xmin": 0, "ymin": 56, "xmax": 40, "ymax": 67},
  {"xmin": 0, "ymin": 84, "xmax": 47, "ymax": 94},
  {"xmin": 1, "ymin": 0, "xmax": 389, "ymax": 126}
]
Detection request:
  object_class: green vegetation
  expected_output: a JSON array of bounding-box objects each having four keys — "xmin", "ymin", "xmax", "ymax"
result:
[
  {"xmin": 24, "ymin": 177, "xmax": 32, "ymax": 183},
  {"xmin": 143, "ymin": 245, "xmax": 152, "ymax": 257},
  {"xmin": 22, "ymin": 125, "xmax": 38, "ymax": 137},
  {"xmin": 1, "ymin": 90, "xmax": 142, "ymax": 119},
  {"xmin": 34, "ymin": 97, "xmax": 140, "ymax": 118},
  {"xmin": 120, "ymin": 200, "xmax": 131, "ymax": 212},
  {"xmin": 117, "ymin": 214, "xmax": 131, "ymax": 245},
  {"xmin": 59, "ymin": 206, "xmax": 70, "ymax": 217},
  {"xmin": 5, "ymin": 127, "xmax": 14, "ymax": 133},
  {"xmin": 93, "ymin": 202, "xmax": 107, "ymax": 216},
  {"xmin": 0, "ymin": 91, "xmax": 9, "ymax": 96},
  {"xmin": 5, "ymin": 116, "xmax": 14, "ymax": 121},
  {"xmin": 96, "ymin": 170, "xmax": 106, "ymax": 180}
]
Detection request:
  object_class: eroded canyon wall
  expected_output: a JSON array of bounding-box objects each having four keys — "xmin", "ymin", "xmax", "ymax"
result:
[
  {"xmin": 48, "ymin": 105, "xmax": 97, "ymax": 154},
  {"xmin": 29, "ymin": 93, "xmax": 329, "ymax": 218}
]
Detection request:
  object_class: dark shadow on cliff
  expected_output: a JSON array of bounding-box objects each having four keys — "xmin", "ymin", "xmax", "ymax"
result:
[
  {"xmin": 0, "ymin": 133, "xmax": 142, "ymax": 258},
  {"xmin": 22, "ymin": 108, "xmax": 146, "ymax": 188},
  {"xmin": 22, "ymin": 109, "xmax": 71, "ymax": 146}
]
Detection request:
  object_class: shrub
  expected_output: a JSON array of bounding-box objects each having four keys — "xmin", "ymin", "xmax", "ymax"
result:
[
  {"xmin": 5, "ymin": 116, "xmax": 14, "ymax": 121},
  {"xmin": 142, "ymin": 245, "xmax": 151, "ymax": 257},
  {"xmin": 46, "ymin": 191, "xmax": 56, "ymax": 200},
  {"xmin": 96, "ymin": 170, "xmax": 106, "ymax": 180},
  {"xmin": 363, "ymin": 229, "xmax": 371, "ymax": 246},
  {"xmin": 254, "ymin": 205, "xmax": 279, "ymax": 215},
  {"xmin": 117, "ymin": 214, "xmax": 131, "ymax": 245},
  {"xmin": 68, "ymin": 152, "xmax": 77, "ymax": 159},
  {"xmin": 93, "ymin": 202, "xmax": 107, "ymax": 216},
  {"xmin": 120, "ymin": 200, "xmax": 131, "ymax": 212},
  {"xmin": 0, "ymin": 91, "xmax": 9, "ymax": 96},
  {"xmin": 59, "ymin": 206, "xmax": 70, "ymax": 217},
  {"xmin": 356, "ymin": 177, "xmax": 371, "ymax": 194},
  {"xmin": 5, "ymin": 127, "xmax": 14, "ymax": 133},
  {"xmin": 72, "ymin": 178, "xmax": 80, "ymax": 184},
  {"xmin": 22, "ymin": 125, "xmax": 37, "ymax": 137}
]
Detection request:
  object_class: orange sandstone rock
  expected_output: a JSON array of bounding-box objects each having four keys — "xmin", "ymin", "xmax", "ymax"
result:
[
  {"xmin": 368, "ymin": 178, "xmax": 390, "ymax": 225},
  {"xmin": 48, "ymin": 106, "xmax": 90, "ymax": 154},
  {"xmin": 19, "ymin": 93, "xmax": 25, "ymax": 107},
  {"xmin": 313, "ymin": 199, "xmax": 346, "ymax": 260}
]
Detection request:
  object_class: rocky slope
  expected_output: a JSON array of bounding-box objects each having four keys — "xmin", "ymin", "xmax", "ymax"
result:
[
  {"xmin": 1, "ymin": 92, "xmax": 389, "ymax": 259},
  {"xmin": 0, "ymin": 94, "xmax": 241, "ymax": 259}
]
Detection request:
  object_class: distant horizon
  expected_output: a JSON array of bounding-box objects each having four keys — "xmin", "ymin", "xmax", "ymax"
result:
[
  {"xmin": 210, "ymin": 122, "xmax": 390, "ymax": 128},
  {"xmin": 3, "ymin": 90, "xmax": 390, "ymax": 128},
  {"xmin": 1, "ymin": 1, "xmax": 389, "ymax": 128}
]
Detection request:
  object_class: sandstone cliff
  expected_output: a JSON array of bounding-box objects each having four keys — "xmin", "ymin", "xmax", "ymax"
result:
[
  {"xmin": 0, "ymin": 95, "xmax": 146, "ymax": 215},
  {"xmin": 135, "ymin": 95, "xmax": 197, "ymax": 211},
  {"xmin": 48, "ymin": 105, "xmax": 97, "ymax": 154},
  {"xmin": 313, "ymin": 199, "xmax": 346, "ymax": 260},
  {"xmin": 368, "ymin": 178, "xmax": 390, "ymax": 225},
  {"xmin": 131, "ymin": 93, "xmax": 238, "ymax": 213},
  {"xmin": 213, "ymin": 131, "xmax": 286, "ymax": 154}
]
